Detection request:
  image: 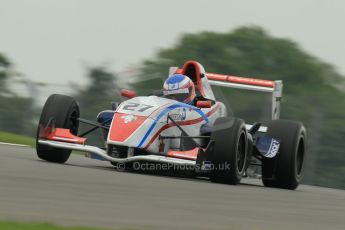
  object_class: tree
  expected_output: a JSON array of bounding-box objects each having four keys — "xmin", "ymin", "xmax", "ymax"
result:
[
  {"xmin": 0, "ymin": 53, "xmax": 36, "ymax": 136},
  {"xmin": 0, "ymin": 53, "xmax": 12, "ymax": 95},
  {"xmin": 74, "ymin": 66, "xmax": 123, "ymax": 145},
  {"xmin": 76, "ymin": 66, "xmax": 122, "ymax": 120},
  {"xmin": 133, "ymin": 26, "xmax": 345, "ymax": 189}
]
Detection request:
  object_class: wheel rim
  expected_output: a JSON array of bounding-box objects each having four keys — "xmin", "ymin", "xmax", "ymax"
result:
[
  {"xmin": 296, "ymin": 137, "xmax": 304, "ymax": 176},
  {"xmin": 236, "ymin": 131, "xmax": 246, "ymax": 173}
]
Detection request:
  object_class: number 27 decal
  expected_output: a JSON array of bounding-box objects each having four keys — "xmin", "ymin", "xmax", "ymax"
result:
[{"xmin": 122, "ymin": 103, "xmax": 154, "ymax": 112}]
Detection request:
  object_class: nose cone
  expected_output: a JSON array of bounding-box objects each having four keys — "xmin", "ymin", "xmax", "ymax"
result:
[{"xmin": 108, "ymin": 113, "xmax": 148, "ymax": 142}]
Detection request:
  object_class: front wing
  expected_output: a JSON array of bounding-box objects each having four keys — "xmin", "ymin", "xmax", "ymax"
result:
[{"xmin": 38, "ymin": 139, "xmax": 196, "ymax": 166}]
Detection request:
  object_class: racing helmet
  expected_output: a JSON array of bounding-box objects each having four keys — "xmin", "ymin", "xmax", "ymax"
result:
[{"xmin": 163, "ymin": 74, "xmax": 196, "ymax": 104}]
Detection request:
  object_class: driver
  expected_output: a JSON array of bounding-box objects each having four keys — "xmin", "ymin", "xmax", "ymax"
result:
[{"xmin": 163, "ymin": 74, "xmax": 196, "ymax": 104}]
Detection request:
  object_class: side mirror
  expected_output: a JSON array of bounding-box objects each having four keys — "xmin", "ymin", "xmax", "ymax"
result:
[
  {"xmin": 121, "ymin": 89, "xmax": 137, "ymax": 98},
  {"xmin": 196, "ymin": 100, "xmax": 212, "ymax": 108}
]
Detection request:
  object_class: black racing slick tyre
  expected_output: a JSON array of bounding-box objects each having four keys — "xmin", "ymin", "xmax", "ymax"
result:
[
  {"xmin": 210, "ymin": 117, "xmax": 248, "ymax": 185},
  {"xmin": 261, "ymin": 120, "xmax": 306, "ymax": 190},
  {"xmin": 36, "ymin": 94, "xmax": 80, "ymax": 163}
]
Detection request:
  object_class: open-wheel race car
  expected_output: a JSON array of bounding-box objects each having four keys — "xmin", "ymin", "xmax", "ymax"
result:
[{"xmin": 36, "ymin": 60, "xmax": 307, "ymax": 190}]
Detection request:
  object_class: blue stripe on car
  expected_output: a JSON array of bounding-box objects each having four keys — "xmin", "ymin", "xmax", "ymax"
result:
[{"xmin": 137, "ymin": 102, "xmax": 209, "ymax": 148}]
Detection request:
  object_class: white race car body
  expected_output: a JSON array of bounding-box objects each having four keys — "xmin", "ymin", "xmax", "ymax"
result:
[
  {"xmin": 37, "ymin": 60, "xmax": 310, "ymax": 190},
  {"xmin": 38, "ymin": 60, "xmax": 282, "ymax": 165},
  {"xmin": 108, "ymin": 96, "xmax": 225, "ymax": 155}
]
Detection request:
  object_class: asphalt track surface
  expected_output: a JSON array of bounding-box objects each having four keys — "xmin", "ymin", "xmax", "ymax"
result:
[{"xmin": 0, "ymin": 145, "xmax": 344, "ymax": 230}]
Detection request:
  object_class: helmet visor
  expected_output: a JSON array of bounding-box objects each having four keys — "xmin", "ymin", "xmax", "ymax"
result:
[{"xmin": 163, "ymin": 88, "xmax": 191, "ymax": 102}]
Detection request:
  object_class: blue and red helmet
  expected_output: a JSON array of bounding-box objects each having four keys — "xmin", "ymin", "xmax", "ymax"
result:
[{"xmin": 163, "ymin": 74, "xmax": 196, "ymax": 104}]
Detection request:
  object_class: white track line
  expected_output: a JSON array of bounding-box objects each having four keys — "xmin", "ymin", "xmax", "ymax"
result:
[{"xmin": 0, "ymin": 142, "xmax": 30, "ymax": 147}]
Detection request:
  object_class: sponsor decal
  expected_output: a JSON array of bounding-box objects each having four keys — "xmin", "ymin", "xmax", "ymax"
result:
[
  {"xmin": 168, "ymin": 83, "xmax": 179, "ymax": 90},
  {"xmin": 169, "ymin": 108, "xmax": 187, "ymax": 121},
  {"xmin": 121, "ymin": 114, "xmax": 137, "ymax": 124},
  {"xmin": 266, "ymin": 139, "xmax": 280, "ymax": 158},
  {"xmin": 256, "ymin": 137, "xmax": 280, "ymax": 158},
  {"xmin": 137, "ymin": 102, "xmax": 209, "ymax": 148}
]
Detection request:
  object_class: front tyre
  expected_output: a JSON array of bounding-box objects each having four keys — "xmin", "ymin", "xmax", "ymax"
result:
[
  {"xmin": 36, "ymin": 94, "xmax": 80, "ymax": 163},
  {"xmin": 262, "ymin": 120, "xmax": 306, "ymax": 190},
  {"xmin": 210, "ymin": 117, "xmax": 248, "ymax": 185}
]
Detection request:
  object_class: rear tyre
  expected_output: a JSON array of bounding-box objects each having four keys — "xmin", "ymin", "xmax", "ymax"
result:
[
  {"xmin": 261, "ymin": 120, "xmax": 306, "ymax": 190},
  {"xmin": 36, "ymin": 94, "xmax": 80, "ymax": 163},
  {"xmin": 210, "ymin": 117, "xmax": 248, "ymax": 185}
]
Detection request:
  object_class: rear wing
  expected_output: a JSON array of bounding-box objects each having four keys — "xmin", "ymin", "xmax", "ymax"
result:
[{"xmin": 206, "ymin": 73, "xmax": 283, "ymax": 120}]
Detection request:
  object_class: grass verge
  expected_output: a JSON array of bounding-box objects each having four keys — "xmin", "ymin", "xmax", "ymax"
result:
[
  {"xmin": 0, "ymin": 221, "xmax": 107, "ymax": 230},
  {"xmin": 0, "ymin": 131, "xmax": 35, "ymax": 147},
  {"xmin": 0, "ymin": 130, "xmax": 86, "ymax": 156}
]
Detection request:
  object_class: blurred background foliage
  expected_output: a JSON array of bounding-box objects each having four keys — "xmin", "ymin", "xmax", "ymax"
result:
[
  {"xmin": 74, "ymin": 66, "xmax": 122, "ymax": 145},
  {"xmin": 0, "ymin": 26, "xmax": 344, "ymax": 189},
  {"xmin": 0, "ymin": 54, "xmax": 35, "ymax": 135}
]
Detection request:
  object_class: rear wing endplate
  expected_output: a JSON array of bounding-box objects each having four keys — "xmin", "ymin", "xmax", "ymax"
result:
[{"xmin": 206, "ymin": 72, "xmax": 283, "ymax": 120}]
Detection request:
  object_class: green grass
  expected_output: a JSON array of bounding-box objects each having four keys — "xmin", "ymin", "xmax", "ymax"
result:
[
  {"xmin": 0, "ymin": 221, "xmax": 108, "ymax": 230},
  {"xmin": 0, "ymin": 131, "xmax": 35, "ymax": 147},
  {"xmin": 0, "ymin": 130, "xmax": 87, "ymax": 156}
]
